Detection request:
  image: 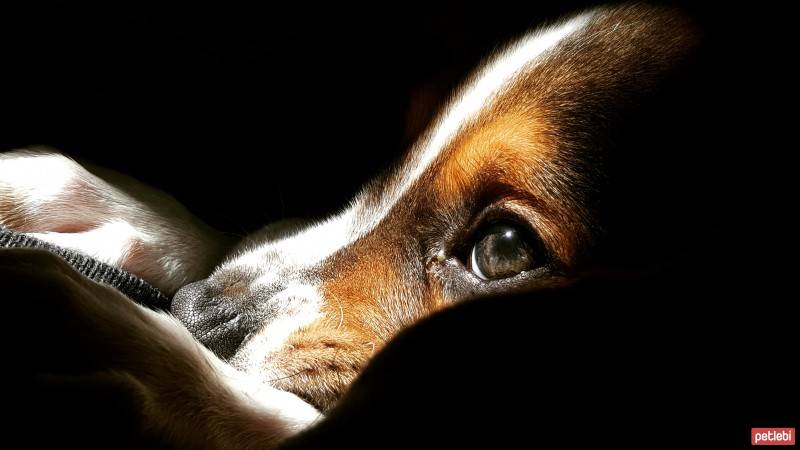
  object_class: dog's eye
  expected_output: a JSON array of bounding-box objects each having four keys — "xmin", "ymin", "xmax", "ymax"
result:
[{"xmin": 468, "ymin": 222, "xmax": 538, "ymax": 280}]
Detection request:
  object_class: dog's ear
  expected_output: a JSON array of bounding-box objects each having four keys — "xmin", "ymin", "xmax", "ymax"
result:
[{"xmin": 0, "ymin": 147, "xmax": 231, "ymax": 293}]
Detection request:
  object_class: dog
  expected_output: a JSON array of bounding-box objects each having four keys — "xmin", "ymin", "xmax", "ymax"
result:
[{"xmin": 1, "ymin": 4, "xmax": 705, "ymax": 448}]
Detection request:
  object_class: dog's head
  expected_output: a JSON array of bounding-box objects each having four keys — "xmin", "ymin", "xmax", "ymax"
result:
[{"xmin": 172, "ymin": 5, "xmax": 699, "ymax": 410}]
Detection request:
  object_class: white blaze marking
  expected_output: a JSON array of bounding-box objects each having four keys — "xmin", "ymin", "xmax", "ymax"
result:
[
  {"xmin": 231, "ymin": 209, "xmax": 355, "ymax": 278},
  {"xmin": 353, "ymin": 12, "xmax": 592, "ymax": 236}
]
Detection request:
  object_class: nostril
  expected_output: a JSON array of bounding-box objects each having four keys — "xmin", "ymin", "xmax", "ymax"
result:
[{"xmin": 172, "ymin": 279, "xmax": 251, "ymax": 359}]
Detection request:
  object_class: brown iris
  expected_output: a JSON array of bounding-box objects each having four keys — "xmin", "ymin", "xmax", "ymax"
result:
[{"xmin": 469, "ymin": 222, "xmax": 535, "ymax": 280}]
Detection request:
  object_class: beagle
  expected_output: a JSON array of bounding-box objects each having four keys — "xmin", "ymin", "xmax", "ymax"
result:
[{"xmin": 0, "ymin": 4, "xmax": 699, "ymax": 448}]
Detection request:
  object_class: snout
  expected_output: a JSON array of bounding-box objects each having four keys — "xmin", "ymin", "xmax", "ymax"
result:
[
  {"xmin": 172, "ymin": 268, "xmax": 364, "ymax": 411},
  {"xmin": 172, "ymin": 279, "xmax": 261, "ymax": 359}
]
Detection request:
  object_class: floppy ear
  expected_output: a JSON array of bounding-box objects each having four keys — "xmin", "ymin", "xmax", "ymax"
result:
[{"xmin": 0, "ymin": 147, "xmax": 231, "ymax": 294}]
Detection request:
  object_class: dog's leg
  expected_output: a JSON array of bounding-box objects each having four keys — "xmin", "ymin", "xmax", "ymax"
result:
[
  {"xmin": 0, "ymin": 147, "xmax": 231, "ymax": 294},
  {"xmin": 3, "ymin": 248, "xmax": 320, "ymax": 448}
]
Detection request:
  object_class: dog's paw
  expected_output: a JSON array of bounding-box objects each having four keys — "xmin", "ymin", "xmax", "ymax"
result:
[{"xmin": 0, "ymin": 147, "xmax": 231, "ymax": 294}]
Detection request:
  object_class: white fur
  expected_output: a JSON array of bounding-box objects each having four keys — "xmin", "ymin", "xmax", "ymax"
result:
[
  {"xmin": 0, "ymin": 151, "xmax": 76, "ymax": 204},
  {"xmin": 233, "ymin": 210, "xmax": 355, "ymax": 271},
  {"xmin": 27, "ymin": 220, "xmax": 141, "ymax": 266},
  {"xmin": 1, "ymin": 148, "xmax": 229, "ymax": 294}
]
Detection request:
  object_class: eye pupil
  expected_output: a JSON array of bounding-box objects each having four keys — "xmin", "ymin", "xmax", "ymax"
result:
[{"xmin": 471, "ymin": 223, "xmax": 535, "ymax": 280}]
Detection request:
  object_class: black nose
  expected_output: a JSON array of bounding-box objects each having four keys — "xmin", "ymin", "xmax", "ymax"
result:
[{"xmin": 172, "ymin": 279, "xmax": 254, "ymax": 359}]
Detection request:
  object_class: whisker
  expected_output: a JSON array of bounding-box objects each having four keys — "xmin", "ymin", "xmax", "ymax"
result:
[{"xmin": 268, "ymin": 368, "xmax": 310, "ymax": 383}]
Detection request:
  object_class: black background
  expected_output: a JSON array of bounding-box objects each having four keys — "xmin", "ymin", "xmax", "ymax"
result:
[
  {"xmin": 4, "ymin": 2, "xmax": 783, "ymax": 235},
  {"xmin": 2, "ymin": 2, "xmax": 595, "ymax": 233},
  {"xmin": 2, "ymin": 2, "xmax": 797, "ymax": 447}
]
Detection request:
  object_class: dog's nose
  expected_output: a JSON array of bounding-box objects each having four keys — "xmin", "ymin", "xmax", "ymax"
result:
[{"xmin": 172, "ymin": 279, "xmax": 256, "ymax": 359}]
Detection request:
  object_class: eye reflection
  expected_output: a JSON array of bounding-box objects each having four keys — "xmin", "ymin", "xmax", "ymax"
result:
[{"xmin": 469, "ymin": 222, "xmax": 536, "ymax": 280}]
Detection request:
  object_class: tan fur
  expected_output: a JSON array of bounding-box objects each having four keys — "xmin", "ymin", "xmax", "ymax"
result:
[{"xmin": 433, "ymin": 112, "xmax": 553, "ymax": 201}]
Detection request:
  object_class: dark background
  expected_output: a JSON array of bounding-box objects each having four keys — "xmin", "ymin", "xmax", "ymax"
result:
[
  {"xmin": 3, "ymin": 2, "xmax": 783, "ymax": 236},
  {"xmin": 5, "ymin": 2, "xmax": 590, "ymax": 234},
  {"xmin": 2, "ymin": 2, "xmax": 797, "ymax": 447}
]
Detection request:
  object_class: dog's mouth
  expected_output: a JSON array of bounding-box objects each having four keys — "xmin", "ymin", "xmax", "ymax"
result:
[{"xmin": 172, "ymin": 277, "xmax": 368, "ymax": 411}]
